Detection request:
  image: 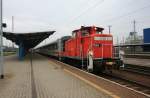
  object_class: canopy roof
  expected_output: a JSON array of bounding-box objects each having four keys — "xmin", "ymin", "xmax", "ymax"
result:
[{"xmin": 3, "ymin": 31, "xmax": 55, "ymax": 49}]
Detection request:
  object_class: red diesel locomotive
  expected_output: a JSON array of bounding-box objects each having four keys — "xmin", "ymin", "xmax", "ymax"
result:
[{"xmin": 38, "ymin": 26, "xmax": 122, "ymax": 72}]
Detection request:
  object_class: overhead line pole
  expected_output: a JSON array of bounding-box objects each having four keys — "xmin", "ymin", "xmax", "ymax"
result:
[
  {"xmin": 133, "ymin": 20, "xmax": 136, "ymax": 44},
  {"xmin": 12, "ymin": 16, "xmax": 14, "ymax": 33},
  {"xmin": 12, "ymin": 16, "xmax": 14, "ymax": 48},
  {"xmin": 133, "ymin": 20, "xmax": 136, "ymax": 33},
  {"xmin": 0, "ymin": 0, "xmax": 4, "ymax": 79},
  {"xmin": 108, "ymin": 25, "xmax": 112, "ymax": 34}
]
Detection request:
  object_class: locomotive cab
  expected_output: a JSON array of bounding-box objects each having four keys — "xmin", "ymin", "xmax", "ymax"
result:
[
  {"xmin": 80, "ymin": 26, "xmax": 115, "ymax": 71},
  {"xmin": 79, "ymin": 26, "xmax": 113, "ymax": 59}
]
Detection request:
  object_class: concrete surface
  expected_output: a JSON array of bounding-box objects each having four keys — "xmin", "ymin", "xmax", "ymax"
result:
[{"xmin": 0, "ymin": 54, "xmax": 112, "ymax": 98}]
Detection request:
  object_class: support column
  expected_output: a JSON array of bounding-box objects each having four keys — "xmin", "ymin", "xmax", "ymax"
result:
[{"xmin": 18, "ymin": 42, "xmax": 25, "ymax": 60}]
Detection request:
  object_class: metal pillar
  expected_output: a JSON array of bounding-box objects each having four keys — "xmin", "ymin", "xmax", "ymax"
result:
[
  {"xmin": 18, "ymin": 42, "xmax": 25, "ymax": 60},
  {"xmin": 0, "ymin": 0, "xmax": 4, "ymax": 79}
]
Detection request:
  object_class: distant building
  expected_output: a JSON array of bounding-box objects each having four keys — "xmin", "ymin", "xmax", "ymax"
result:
[
  {"xmin": 3, "ymin": 46, "xmax": 17, "ymax": 52},
  {"xmin": 114, "ymin": 28, "xmax": 150, "ymax": 56},
  {"xmin": 123, "ymin": 31, "xmax": 143, "ymax": 54},
  {"xmin": 143, "ymin": 28, "xmax": 150, "ymax": 52},
  {"xmin": 125, "ymin": 32, "xmax": 143, "ymax": 44}
]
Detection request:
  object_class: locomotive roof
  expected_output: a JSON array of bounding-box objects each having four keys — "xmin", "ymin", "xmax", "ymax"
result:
[
  {"xmin": 72, "ymin": 26, "xmax": 104, "ymax": 32},
  {"xmin": 61, "ymin": 36, "xmax": 71, "ymax": 41}
]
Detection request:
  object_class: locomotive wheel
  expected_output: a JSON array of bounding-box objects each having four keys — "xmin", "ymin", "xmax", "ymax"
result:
[
  {"xmin": 93, "ymin": 64, "xmax": 104, "ymax": 74},
  {"xmin": 92, "ymin": 61, "xmax": 105, "ymax": 74}
]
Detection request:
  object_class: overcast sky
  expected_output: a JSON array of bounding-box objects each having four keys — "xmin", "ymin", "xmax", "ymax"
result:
[{"xmin": 3, "ymin": 0, "xmax": 150, "ymax": 47}]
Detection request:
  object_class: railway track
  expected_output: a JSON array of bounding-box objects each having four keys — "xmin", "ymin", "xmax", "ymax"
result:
[
  {"xmin": 101, "ymin": 71, "xmax": 150, "ymax": 95},
  {"xmin": 49, "ymin": 58, "xmax": 150, "ymax": 98},
  {"xmin": 63, "ymin": 57, "xmax": 150, "ymax": 91},
  {"xmin": 98, "ymin": 68, "xmax": 150, "ymax": 95},
  {"xmin": 101, "ymin": 68, "xmax": 150, "ymax": 95},
  {"xmin": 123, "ymin": 64, "xmax": 150, "ymax": 76}
]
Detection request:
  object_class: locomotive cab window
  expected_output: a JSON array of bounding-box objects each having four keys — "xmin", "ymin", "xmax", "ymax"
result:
[
  {"xmin": 81, "ymin": 30, "xmax": 89, "ymax": 36},
  {"xmin": 96, "ymin": 31, "xmax": 102, "ymax": 34},
  {"xmin": 72, "ymin": 32, "xmax": 76, "ymax": 38}
]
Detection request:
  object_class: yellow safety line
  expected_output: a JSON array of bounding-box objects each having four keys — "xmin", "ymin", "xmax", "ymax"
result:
[{"xmin": 64, "ymin": 69, "xmax": 120, "ymax": 98}]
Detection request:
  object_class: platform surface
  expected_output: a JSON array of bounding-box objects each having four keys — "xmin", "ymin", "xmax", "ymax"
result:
[
  {"xmin": 124, "ymin": 57, "xmax": 150, "ymax": 67},
  {"xmin": 0, "ymin": 54, "xmax": 112, "ymax": 98}
]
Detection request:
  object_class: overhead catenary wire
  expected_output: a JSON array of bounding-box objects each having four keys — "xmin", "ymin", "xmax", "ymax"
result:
[
  {"xmin": 62, "ymin": 0, "xmax": 149, "ymax": 29},
  {"xmin": 102, "ymin": 4, "xmax": 150, "ymax": 24},
  {"xmin": 103, "ymin": 2, "xmax": 150, "ymax": 37},
  {"xmin": 60, "ymin": 0, "xmax": 150, "ymax": 43},
  {"xmin": 65, "ymin": 0, "xmax": 150, "ymax": 32},
  {"xmin": 66, "ymin": 0, "xmax": 105, "ymax": 25}
]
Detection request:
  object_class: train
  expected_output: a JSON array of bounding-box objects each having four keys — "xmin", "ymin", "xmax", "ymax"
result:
[{"xmin": 37, "ymin": 26, "xmax": 122, "ymax": 73}]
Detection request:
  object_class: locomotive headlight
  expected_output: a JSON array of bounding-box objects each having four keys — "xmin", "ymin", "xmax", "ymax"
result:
[{"xmin": 106, "ymin": 62, "xmax": 113, "ymax": 65}]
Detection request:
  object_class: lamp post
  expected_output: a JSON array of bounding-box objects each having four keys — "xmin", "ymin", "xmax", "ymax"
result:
[{"xmin": 0, "ymin": 0, "xmax": 4, "ymax": 79}]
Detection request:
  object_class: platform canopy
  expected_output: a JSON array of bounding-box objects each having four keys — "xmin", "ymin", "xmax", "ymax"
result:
[
  {"xmin": 3, "ymin": 31, "xmax": 55, "ymax": 60},
  {"xmin": 3, "ymin": 31, "xmax": 55, "ymax": 49}
]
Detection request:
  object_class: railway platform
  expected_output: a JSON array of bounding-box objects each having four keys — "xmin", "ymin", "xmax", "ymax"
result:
[
  {"xmin": 124, "ymin": 58, "xmax": 150, "ymax": 67},
  {"xmin": 0, "ymin": 54, "xmax": 112, "ymax": 98},
  {"xmin": 122, "ymin": 57, "xmax": 150, "ymax": 75}
]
